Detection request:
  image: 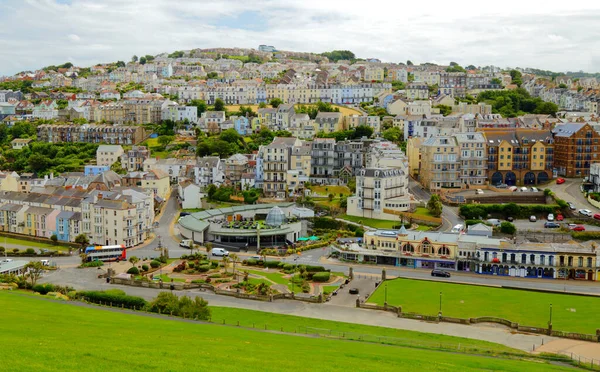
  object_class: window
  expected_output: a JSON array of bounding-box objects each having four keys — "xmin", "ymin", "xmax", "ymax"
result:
[{"xmin": 578, "ymin": 257, "xmax": 583, "ymax": 267}]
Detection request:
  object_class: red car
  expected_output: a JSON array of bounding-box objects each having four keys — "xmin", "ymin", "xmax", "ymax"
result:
[
  {"xmin": 556, "ymin": 214, "xmax": 564, "ymax": 221},
  {"xmin": 570, "ymin": 225, "xmax": 586, "ymax": 231},
  {"xmin": 556, "ymin": 178, "xmax": 565, "ymax": 184},
  {"xmin": 594, "ymin": 214, "xmax": 600, "ymax": 220}
]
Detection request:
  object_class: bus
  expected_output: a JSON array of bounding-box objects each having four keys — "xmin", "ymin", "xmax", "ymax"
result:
[{"xmin": 84, "ymin": 245, "xmax": 127, "ymax": 262}]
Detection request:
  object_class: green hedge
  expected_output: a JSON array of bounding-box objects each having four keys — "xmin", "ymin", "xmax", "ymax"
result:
[
  {"xmin": 305, "ymin": 265, "xmax": 327, "ymax": 272},
  {"xmin": 150, "ymin": 260, "xmax": 160, "ymax": 268},
  {"xmin": 571, "ymin": 231, "xmax": 600, "ymax": 241},
  {"xmin": 32, "ymin": 283, "xmax": 55, "ymax": 295},
  {"xmin": 78, "ymin": 290, "xmax": 147, "ymax": 309},
  {"xmin": 127, "ymin": 267, "xmax": 139, "ymax": 275},
  {"xmin": 264, "ymin": 260, "xmax": 281, "ymax": 268},
  {"xmin": 81, "ymin": 260, "xmax": 103, "ymax": 268},
  {"xmin": 312, "ymin": 272, "xmax": 331, "ymax": 282},
  {"xmin": 460, "ymin": 203, "xmax": 560, "ymax": 219},
  {"xmin": 197, "ymin": 264, "xmax": 210, "ymax": 272}
]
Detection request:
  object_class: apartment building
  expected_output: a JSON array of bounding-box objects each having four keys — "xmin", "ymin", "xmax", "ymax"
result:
[
  {"xmin": 406, "ymin": 83, "xmax": 429, "ymax": 100},
  {"xmin": 454, "ymin": 132, "xmax": 487, "ymax": 187},
  {"xmin": 193, "ymin": 156, "xmax": 225, "ymax": 189},
  {"xmin": 345, "ymin": 115, "xmax": 381, "ymax": 133},
  {"xmin": 37, "ymin": 124, "xmax": 146, "ymax": 145},
  {"xmin": 311, "ymin": 138, "xmax": 336, "ymax": 182},
  {"xmin": 553, "ymin": 123, "xmax": 600, "ymax": 177},
  {"xmin": 482, "ymin": 129, "xmax": 554, "ymax": 186},
  {"xmin": 121, "ymin": 146, "xmax": 150, "ymax": 172},
  {"xmin": 334, "ymin": 140, "xmax": 364, "ymax": 179},
  {"xmin": 224, "ymin": 154, "xmax": 248, "ymax": 185},
  {"xmin": 96, "ymin": 145, "xmax": 124, "ymax": 167},
  {"xmin": 420, "ymin": 136, "xmax": 460, "ymax": 191},
  {"xmin": 288, "ymin": 142, "xmax": 312, "ymax": 195},
  {"xmin": 259, "ymin": 137, "xmax": 302, "ymax": 198},
  {"xmin": 346, "ymin": 167, "xmax": 410, "ymax": 219}
]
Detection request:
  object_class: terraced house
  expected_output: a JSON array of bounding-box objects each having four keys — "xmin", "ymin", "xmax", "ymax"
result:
[{"xmin": 37, "ymin": 124, "xmax": 146, "ymax": 145}]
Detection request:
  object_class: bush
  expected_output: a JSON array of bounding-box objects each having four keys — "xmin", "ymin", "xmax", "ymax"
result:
[
  {"xmin": 127, "ymin": 266, "xmax": 140, "ymax": 275},
  {"xmin": 312, "ymin": 272, "xmax": 331, "ymax": 282},
  {"xmin": 150, "ymin": 260, "xmax": 160, "ymax": 268},
  {"xmin": 25, "ymin": 248, "xmax": 36, "ymax": 255},
  {"xmin": 141, "ymin": 264, "xmax": 149, "ymax": 272},
  {"xmin": 147, "ymin": 292, "xmax": 210, "ymax": 320},
  {"xmin": 305, "ymin": 265, "xmax": 327, "ymax": 273},
  {"xmin": 246, "ymin": 259, "xmax": 258, "ymax": 266},
  {"xmin": 172, "ymin": 262, "xmax": 187, "ymax": 272},
  {"xmin": 78, "ymin": 290, "xmax": 147, "ymax": 309},
  {"xmin": 197, "ymin": 264, "xmax": 211, "ymax": 272},
  {"xmin": 32, "ymin": 283, "xmax": 55, "ymax": 295},
  {"xmin": 571, "ymin": 231, "xmax": 600, "ymax": 241},
  {"xmin": 283, "ymin": 263, "xmax": 296, "ymax": 271},
  {"xmin": 81, "ymin": 260, "xmax": 103, "ymax": 267},
  {"xmin": 264, "ymin": 260, "xmax": 281, "ymax": 269},
  {"xmin": 500, "ymin": 222, "xmax": 516, "ymax": 235},
  {"xmin": 210, "ymin": 260, "xmax": 219, "ymax": 269}
]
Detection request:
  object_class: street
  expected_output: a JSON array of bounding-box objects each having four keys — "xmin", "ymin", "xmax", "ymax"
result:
[{"xmin": 408, "ymin": 178, "xmax": 461, "ymax": 231}]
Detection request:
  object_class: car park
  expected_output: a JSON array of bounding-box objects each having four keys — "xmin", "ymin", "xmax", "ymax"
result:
[
  {"xmin": 530, "ymin": 187, "xmax": 539, "ymax": 192},
  {"xmin": 529, "ymin": 215, "xmax": 537, "ymax": 222},
  {"xmin": 556, "ymin": 178, "xmax": 565, "ymax": 184},
  {"xmin": 579, "ymin": 209, "xmax": 593, "ymax": 217},
  {"xmin": 547, "ymin": 213, "xmax": 554, "ymax": 221},
  {"xmin": 556, "ymin": 214, "xmax": 564, "ymax": 221},
  {"xmin": 431, "ymin": 269, "xmax": 451, "ymax": 278},
  {"xmin": 569, "ymin": 225, "xmax": 586, "ymax": 231},
  {"xmin": 544, "ymin": 222, "xmax": 560, "ymax": 228},
  {"xmin": 519, "ymin": 187, "xmax": 528, "ymax": 192}
]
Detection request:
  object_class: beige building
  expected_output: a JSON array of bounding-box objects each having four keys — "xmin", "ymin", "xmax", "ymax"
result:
[
  {"xmin": 345, "ymin": 115, "xmax": 381, "ymax": 133},
  {"xmin": 347, "ymin": 167, "xmax": 410, "ymax": 219},
  {"xmin": 406, "ymin": 137, "xmax": 424, "ymax": 178},
  {"xmin": 315, "ymin": 112, "xmax": 344, "ymax": 133},
  {"xmin": 455, "ymin": 132, "xmax": 487, "ymax": 187},
  {"xmin": 225, "ymin": 154, "xmax": 249, "ymax": 185},
  {"xmin": 96, "ymin": 145, "xmax": 124, "ymax": 167},
  {"xmin": 141, "ymin": 169, "xmax": 170, "ymax": 201},
  {"xmin": 0, "ymin": 172, "xmax": 20, "ymax": 192},
  {"xmin": 260, "ymin": 137, "xmax": 302, "ymax": 198},
  {"xmin": 121, "ymin": 146, "xmax": 150, "ymax": 172},
  {"xmin": 420, "ymin": 136, "xmax": 460, "ymax": 191}
]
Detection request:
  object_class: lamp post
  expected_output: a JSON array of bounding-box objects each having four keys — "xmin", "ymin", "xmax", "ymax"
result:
[
  {"xmin": 384, "ymin": 283, "xmax": 388, "ymax": 305},
  {"xmin": 549, "ymin": 303, "xmax": 553, "ymax": 326},
  {"xmin": 439, "ymin": 291, "xmax": 442, "ymax": 316}
]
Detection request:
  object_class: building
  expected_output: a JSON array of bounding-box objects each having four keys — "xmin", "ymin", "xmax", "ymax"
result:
[
  {"xmin": 194, "ymin": 156, "xmax": 225, "ymax": 189},
  {"xmin": 482, "ymin": 129, "xmax": 554, "ymax": 186},
  {"xmin": 84, "ymin": 165, "xmax": 110, "ymax": 176},
  {"xmin": 141, "ymin": 169, "xmax": 171, "ymax": 201},
  {"xmin": 259, "ymin": 137, "xmax": 302, "ymax": 198},
  {"xmin": 96, "ymin": 145, "xmax": 124, "ymax": 167},
  {"xmin": 454, "ymin": 132, "xmax": 487, "ymax": 187},
  {"xmin": 346, "ymin": 167, "xmax": 410, "ymax": 220},
  {"xmin": 346, "ymin": 115, "xmax": 381, "ymax": 133},
  {"xmin": 161, "ymin": 103, "xmax": 198, "ymax": 123},
  {"xmin": 310, "ymin": 138, "xmax": 336, "ymax": 183},
  {"xmin": 553, "ymin": 123, "xmax": 600, "ymax": 177},
  {"xmin": 11, "ymin": 138, "xmax": 31, "ymax": 150},
  {"xmin": 37, "ymin": 124, "xmax": 146, "ymax": 145},
  {"xmin": 121, "ymin": 146, "xmax": 150, "ymax": 172},
  {"xmin": 314, "ymin": 112, "xmax": 344, "ymax": 133},
  {"xmin": 178, "ymin": 180, "xmax": 203, "ymax": 210},
  {"xmin": 200, "ymin": 111, "xmax": 226, "ymax": 134},
  {"xmin": 420, "ymin": 136, "xmax": 460, "ymax": 191},
  {"xmin": 406, "ymin": 83, "xmax": 429, "ymax": 100},
  {"xmin": 225, "ymin": 154, "xmax": 249, "ymax": 185},
  {"xmin": 406, "ymin": 137, "xmax": 424, "ymax": 178}
]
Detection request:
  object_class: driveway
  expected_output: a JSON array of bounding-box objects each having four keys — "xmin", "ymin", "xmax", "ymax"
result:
[{"xmin": 327, "ymin": 275, "xmax": 380, "ymax": 307}]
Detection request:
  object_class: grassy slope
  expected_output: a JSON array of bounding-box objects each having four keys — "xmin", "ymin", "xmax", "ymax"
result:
[
  {"xmin": 2, "ymin": 236, "xmax": 66, "ymax": 250},
  {"xmin": 340, "ymin": 214, "xmax": 399, "ymax": 229},
  {"xmin": 0, "ymin": 292, "xmax": 569, "ymax": 372},
  {"xmin": 369, "ymin": 278, "xmax": 600, "ymax": 334}
]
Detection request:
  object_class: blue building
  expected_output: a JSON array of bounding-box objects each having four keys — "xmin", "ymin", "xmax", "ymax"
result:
[
  {"xmin": 56, "ymin": 211, "xmax": 81, "ymax": 242},
  {"xmin": 84, "ymin": 165, "xmax": 110, "ymax": 176},
  {"xmin": 233, "ymin": 116, "xmax": 250, "ymax": 136}
]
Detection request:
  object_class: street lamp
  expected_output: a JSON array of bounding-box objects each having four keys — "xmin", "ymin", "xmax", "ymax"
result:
[
  {"xmin": 439, "ymin": 292, "xmax": 442, "ymax": 316},
  {"xmin": 549, "ymin": 303, "xmax": 553, "ymax": 326},
  {"xmin": 384, "ymin": 283, "xmax": 388, "ymax": 305}
]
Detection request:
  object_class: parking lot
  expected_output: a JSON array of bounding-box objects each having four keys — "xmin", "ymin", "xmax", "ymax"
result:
[{"xmin": 512, "ymin": 218, "xmax": 600, "ymax": 232}]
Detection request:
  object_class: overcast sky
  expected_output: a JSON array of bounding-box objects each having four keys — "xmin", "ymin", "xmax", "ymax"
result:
[{"xmin": 3, "ymin": 0, "xmax": 600, "ymax": 76}]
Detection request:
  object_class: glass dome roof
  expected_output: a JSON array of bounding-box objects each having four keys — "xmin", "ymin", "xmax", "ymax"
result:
[{"xmin": 265, "ymin": 206, "xmax": 286, "ymax": 227}]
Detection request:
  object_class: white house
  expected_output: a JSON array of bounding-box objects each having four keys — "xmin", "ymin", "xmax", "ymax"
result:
[
  {"xmin": 193, "ymin": 156, "xmax": 225, "ymax": 189},
  {"xmin": 100, "ymin": 90, "xmax": 121, "ymax": 100},
  {"xmin": 161, "ymin": 103, "xmax": 198, "ymax": 124},
  {"xmin": 96, "ymin": 145, "xmax": 124, "ymax": 167},
  {"xmin": 178, "ymin": 180, "xmax": 204, "ymax": 210}
]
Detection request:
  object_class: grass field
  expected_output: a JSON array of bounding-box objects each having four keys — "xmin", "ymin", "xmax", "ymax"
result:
[
  {"xmin": 0, "ymin": 292, "xmax": 572, "ymax": 371},
  {"xmin": 340, "ymin": 214, "xmax": 399, "ymax": 229},
  {"xmin": 311, "ymin": 185, "xmax": 352, "ymax": 196},
  {"xmin": 413, "ymin": 207, "xmax": 434, "ymax": 216},
  {"xmin": 1, "ymin": 236, "xmax": 70, "ymax": 251},
  {"xmin": 369, "ymin": 278, "xmax": 600, "ymax": 334}
]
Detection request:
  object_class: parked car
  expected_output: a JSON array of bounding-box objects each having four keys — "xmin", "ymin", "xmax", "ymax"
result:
[
  {"xmin": 556, "ymin": 178, "xmax": 566, "ymax": 184},
  {"xmin": 520, "ymin": 187, "xmax": 528, "ymax": 192},
  {"xmin": 476, "ymin": 189, "xmax": 484, "ymax": 194},
  {"xmin": 594, "ymin": 214, "xmax": 600, "ymax": 220},
  {"xmin": 506, "ymin": 216, "xmax": 514, "ymax": 222},
  {"xmin": 495, "ymin": 183, "xmax": 508, "ymax": 189},
  {"xmin": 486, "ymin": 219, "xmax": 502, "ymax": 227},
  {"xmin": 349, "ymin": 288, "xmax": 359, "ymax": 295},
  {"xmin": 530, "ymin": 187, "xmax": 539, "ymax": 192},
  {"xmin": 451, "ymin": 224, "xmax": 464, "ymax": 233},
  {"xmin": 547, "ymin": 213, "xmax": 554, "ymax": 221},
  {"xmin": 179, "ymin": 212, "xmax": 190, "ymax": 218},
  {"xmin": 569, "ymin": 225, "xmax": 586, "ymax": 231},
  {"xmin": 431, "ymin": 269, "xmax": 451, "ymax": 278},
  {"xmin": 529, "ymin": 215, "xmax": 537, "ymax": 222},
  {"xmin": 579, "ymin": 209, "xmax": 593, "ymax": 217},
  {"xmin": 211, "ymin": 248, "xmax": 229, "ymax": 257},
  {"xmin": 250, "ymin": 255, "xmax": 261, "ymax": 260},
  {"xmin": 508, "ymin": 186, "xmax": 518, "ymax": 192},
  {"xmin": 556, "ymin": 214, "xmax": 564, "ymax": 221},
  {"xmin": 544, "ymin": 222, "xmax": 560, "ymax": 228},
  {"xmin": 179, "ymin": 239, "xmax": 193, "ymax": 248},
  {"xmin": 568, "ymin": 202, "xmax": 576, "ymax": 210}
]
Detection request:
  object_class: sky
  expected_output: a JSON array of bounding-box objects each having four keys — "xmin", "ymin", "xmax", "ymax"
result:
[{"xmin": 3, "ymin": 0, "xmax": 600, "ymax": 76}]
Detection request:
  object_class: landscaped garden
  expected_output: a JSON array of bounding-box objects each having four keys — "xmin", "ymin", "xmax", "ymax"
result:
[
  {"xmin": 0, "ymin": 291, "xmax": 576, "ymax": 371},
  {"xmin": 368, "ymin": 278, "xmax": 600, "ymax": 334}
]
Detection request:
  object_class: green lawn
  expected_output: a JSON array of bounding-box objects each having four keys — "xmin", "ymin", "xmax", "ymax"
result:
[
  {"xmin": 1, "ymin": 292, "xmax": 571, "ymax": 371},
  {"xmin": 322, "ymin": 285, "xmax": 340, "ymax": 295},
  {"xmin": 413, "ymin": 207, "xmax": 434, "ymax": 217},
  {"xmin": 369, "ymin": 278, "xmax": 600, "ymax": 334},
  {"xmin": 153, "ymin": 274, "xmax": 185, "ymax": 283},
  {"xmin": 245, "ymin": 269, "xmax": 290, "ymax": 285},
  {"xmin": 415, "ymin": 225, "xmax": 433, "ymax": 231},
  {"xmin": 340, "ymin": 214, "xmax": 399, "ymax": 229},
  {"xmin": 0, "ymin": 236, "xmax": 68, "ymax": 250},
  {"xmin": 311, "ymin": 185, "xmax": 351, "ymax": 196}
]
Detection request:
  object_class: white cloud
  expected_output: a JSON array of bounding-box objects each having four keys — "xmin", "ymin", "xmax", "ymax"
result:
[{"xmin": 2, "ymin": 0, "xmax": 600, "ymax": 75}]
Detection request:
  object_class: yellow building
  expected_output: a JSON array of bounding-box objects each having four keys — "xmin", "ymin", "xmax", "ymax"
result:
[
  {"xmin": 420, "ymin": 136, "xmax": 460, "ymax": 191},
  {"xmin": 0, "ymin": 172, "xmax": 20, "ymax": 192},
  {"xmin": 406, "ymin": 137, "xmax": 424, "ymax": 178},
  {"xmin": 141, "ymin": 169, "xmax": 171, "ymax": 201}
]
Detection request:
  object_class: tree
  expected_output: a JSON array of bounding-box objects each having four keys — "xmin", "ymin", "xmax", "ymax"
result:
[
  {"xmin": 207, "ymin": 72, "xmax": 219, "ymax": 79},
  {"xmin": 222, "ymin": 256, "xmax": 230, "ymax": 274},
  {"xmin": 131, "ymin": 55, "xmax": 138, "ymax": 63},
  {"xmin": 427, "ymin": 194, "xmax": 443, "ymax": 217},
  {"xmin": 269, "ymin": 98, "xmax": 283, "ymax": 108},
  {"xmin": 75, "ymin": 234, "xmax": 89, "ymax": 250},
  {"xmin": 435, "ymin": 104, "xmax": 452, "ymax": 116},
  {"xmin": 129, "ymin": 256, "xmax": 139, "ymax": 267},
  {"xmin": 509, "ymin": 69, "xmax": 522, "ymax": 87},
  {"xmin": 144, "ymin": 55, "xmax": 155, "ymax": 62},
  {"xmin": 28, "ymin": 154, "xmax": 50, "ymax": 173},
  {"xmin": 214, "ymin": 98, "xmax": 225, "ymax": 111},
  {"xmin": 115, "ymin": 61, "xmax": 125, "ymax": 68},
  {"xmin": 491, "ymin": 78, "xmax": 502, "ymax": 85},
  {"xmin": 320, "ymin": 50, "xmax": 355, "ymax": 62},
  {"xmin": 500, "ymin": 222, "xmax": 516, "ymax": 235},
  {"xmin": 503, "ymin": 203, "xmax": 520, "ymax": 218},
  {"xmin": 406, "ymin": 60, "xmax": 413, "ymax": 66},
  {"xmin": 353, "ymin": 125, "xmax": 374, "ymax": 139},
  {"xmin": 445, "ymin": 65, "xmax": 466, "ymax": 73},
  {"xmin": 382, "ymin": 127, "xmax": 402, "ymax": 142},
  {"xmin": 25, "ymin": 261, "xmax": 44, "ymax": 286},
  {"xmin": 230, "ymin": 253, "xmax": 239, "ymax": 279},
  {"xmin": 206, "ymin": 184, "xmax": 217, "ymax": 200},
  {"xmin": 139, "ymin": 56, "xmax": 147, "ymax": 65},
  {"xmin": 258, "ymin": 102, "xmax": 267, "ymax": 108},
  {"xmin": 190, "ymin": 99, "xmax": 207, "ymax": 115},
  {"xmin": 158, "ymin": 135, "xmax": 175, "ymax": 147},
  {"xmin": 110, "ymin": 160, "xmax": 126, "ymax": 175},
  {"xmin": 558, "ymin": 83, "xmax": 567, "ymax": 89},
  {"xmin": 328, "ymin": 193, "xmax": 334, "ymax": 202},
  {"xmin": 50, "ymin": 234, "xmax": 58, "ymax": 245}
]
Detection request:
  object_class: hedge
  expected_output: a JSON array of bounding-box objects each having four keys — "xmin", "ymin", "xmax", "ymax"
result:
[
  {"xmin": 460, "ymin": 203, "xmax": 560, "ymax": 219},
  {"xmin": 312, "ymin": 272, "xmax": 331, "ymax": 282},
  {"xmin": 305, "ymin": 265, "xmax": 327, "ymax": 273},
  {"xmin": 32, "ymin": 283, "xmax": 55, "ymax": 295},
  {"xmin": 150, "ymin": 260, "xmax": 160, "ymax": 268},
  {"xmin": 141, "ymin": 264, "xmax": 149, "ymax": 272},
  {"xmin": 197, "ymin": 264, "xmax": 211, "ymax": 272},
  {"xmin": 127, "ymin": 267, "xmax": 140, "ymax": 275},
  {"xmin": 264, "ymin": 260, "xmax": 281, "ymax": 269},
  {"xmin": 571, "ymin": 231, "xmax": 600, "ymax": 241},
  {"xmin": 78, "ymin": 290, "xmax": 147, "ymax": 309},
  {"xmin": 81, "ymin": 260, "xmax": 103, "ymax": 268}
]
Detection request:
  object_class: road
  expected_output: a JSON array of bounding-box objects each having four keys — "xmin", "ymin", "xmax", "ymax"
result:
[
  {"xmin": 548, "ymin": 178, "xmax": 598, "ymax": 213},
  {"xmin": 408, "ymin": 178, "xmax": 461, "ymax": 231}
]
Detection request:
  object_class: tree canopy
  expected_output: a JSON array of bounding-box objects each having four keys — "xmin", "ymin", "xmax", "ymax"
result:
[
  {"xmin": 320, "ymin": 50, "xmax": 356, "ymax": 62},
  {"xmin": 477, "ymin": 88, "xmax": 558, "ymax": 118}
]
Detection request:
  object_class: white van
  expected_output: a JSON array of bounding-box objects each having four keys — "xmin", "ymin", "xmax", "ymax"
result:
[
  {"xmin": 451, "ymin": 224, "xmax": 464, "ymax": 233},
  {"xmin": 211, "ymin": 248, "xmax": 229, "ymax": 257},
  {"xmin": 179, "ymin": 240, "xmax": 193, "ymax": 248},
  {"xmin": 40, "ymin": 260, "xmax": 50, "ymax": 266}
]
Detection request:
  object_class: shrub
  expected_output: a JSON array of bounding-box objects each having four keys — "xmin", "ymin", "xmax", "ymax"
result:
[
  {"xmin": 191, "ymin": 279, "xmax": 206, "ymax": 284},
  {"xmin": 500, "ymin": 222, "xmax": 516, "ymax": 235},
  {"xmin": 172, "ymin": 262, "xmax": 187, "ymax": 272},
  {"xmin": 283, "ymin": 263, "xmax": 296, "ymax": 271},
  {"xmin": 127, "ymin": 266, "xmax": 140, "ymax": 275},
  {"xmin": 0, "ymin": 247, "xmax": 4, "ymax": 253},
  {"xmin": 32, "ymin": 283, "xmax": 55, "ymax": 295},
  {"xmin": 197, "ymin": 264, "xmax": 211, "ymax": 272},
  {"xmin": 571, "ymin": 231, "xmax": 600, "ymax": 241},
  {"xmin": 159, "ymin": 256, "xmax": 167, "ymax": 264},
  {"xmin": 12, "ymin": 248, "xmax": 19, "ymax": 253},
  {"xmin": 312, "ymin": 272, "xmax": 331, "ymax": 282},
  {"xmin": 150, "ymin": 260, "xmax": 160, "ymax": 268},
  {"xmin": 210, "ymin": 260, "xmax": 219, "ymax": 269},
  {"xmin": 246, "ymin": 259, "xmax": 257, "ymax": 266},
  {"xmin": 465, "ymin": 219, "xmax": 485, "ymax": 226},
  {"xmin": 305, "ymin": 265, "xmax": 327, "ymax": 273},
  {"xmin": 81, "ymin": 260, "xmax": 103, "ymax": 267},
  {"xmin": 264, "ymin": 260, "xmax": 281, "ymax": 269},
  {"xmin": 141, "ymin": 264, "xmax": 149, "ymax": 272},
  {"xmin": 78, "ymin": 290, "xmax": 147, "ymax": 309},
  {"xmin": 25, "ymin": 248, "xmax": 36, "ymax": 255}
]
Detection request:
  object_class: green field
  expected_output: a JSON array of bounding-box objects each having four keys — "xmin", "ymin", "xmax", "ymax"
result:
[
  {"xmin": 413, "ymin": 207, "xmax": 434, "ymax": 217},
  {"xmin": 340, "ymin": 214, "xmax": 399, "ymax": 229},
  {"xmin": 369, "ymin": 278, "xmax": 600, "ymax": 334},
  {"xmin": 0, "ymin": 292, "xmax": 571, "ymax": 371},
  {"xmin": 311, "ymin": 185, "xmax": 352, "ymax": 196},
  {"xmin": 1, "ymin": 236, "xmax": 68, "ymax": 250}
]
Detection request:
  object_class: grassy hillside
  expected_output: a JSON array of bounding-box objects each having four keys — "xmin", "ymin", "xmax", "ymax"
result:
[
  {"xmin": 369, "ymin": 278, "xmax": 600, "ymax": 334},
  {"xmin": 0, "ymin": 292, "xmax": 573, "ymax": 371}
]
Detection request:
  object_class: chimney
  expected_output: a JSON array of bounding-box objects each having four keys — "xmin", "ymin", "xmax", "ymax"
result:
[{"xmin": 98, "ymin": 192, "xmax": 103, "ymax": 200}]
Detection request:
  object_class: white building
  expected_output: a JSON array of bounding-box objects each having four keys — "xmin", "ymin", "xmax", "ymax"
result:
[
  {"xmin": 96, "ymin": 145, "xmax": 124, "ymax": 167},
  {"xmin": 347, "ymin": 167, "xmax": 410, "ymax": 219},
  {"xmin": 161, "ymin": 103, "xmax": 198, "ymax": 124},
  {"xmin": 178, "ymin": 180, "xmax": 204, "ymax": 210}
]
